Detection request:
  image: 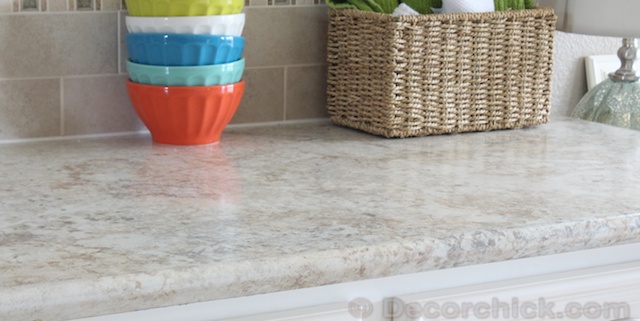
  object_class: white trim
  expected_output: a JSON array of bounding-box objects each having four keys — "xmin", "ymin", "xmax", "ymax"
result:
[
  {"xmin": 394, "ymin": 262, "xmax": 640, "ymax": 321},
  {"xmin": 585, "ymin": 54, "xmax": 640, "ymax": 90}
]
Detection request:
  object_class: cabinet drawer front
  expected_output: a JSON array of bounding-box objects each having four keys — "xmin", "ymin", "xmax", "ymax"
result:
[
  {"xmin": 221, "ymin": 302, "xmax": 357, "ymax": 321},
  {"xmin": 391, "ymin": 262, "xmax": 640, "ymax": 321}
]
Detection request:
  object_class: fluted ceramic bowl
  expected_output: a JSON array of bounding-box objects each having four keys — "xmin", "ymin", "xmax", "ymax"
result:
[
  {"xmin": 126, "ymin": 33, "xmax": 244, "ymax": 66},
  {"xmin": 124, "ymin": 0, "xmax": 243, "ymax": 16},
  {"xmin": 127, "ymin": 58, "xmax": 244, "ymax": 86},
  {"xmin": 126, "ymin": 80, "xmax": 245, "ymax": 145},
  {"xmin": 125, "ymin": 14, "xmax": 245, "ymax": 36}
]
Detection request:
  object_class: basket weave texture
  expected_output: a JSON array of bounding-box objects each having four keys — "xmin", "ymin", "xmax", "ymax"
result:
[{"xmin": 327, "ymin": 8, "xmax": 557, "ymax": 138}]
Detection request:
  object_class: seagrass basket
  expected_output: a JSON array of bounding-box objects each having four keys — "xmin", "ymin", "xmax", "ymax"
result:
[{"xmin": 326, "ymin": 8, "xmax": 557, "ymax": 138}]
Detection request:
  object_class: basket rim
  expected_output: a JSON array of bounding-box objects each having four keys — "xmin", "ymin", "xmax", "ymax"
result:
[{"xmin": 328, "ymin": 7, "xmax": 556, "ymax": 23}]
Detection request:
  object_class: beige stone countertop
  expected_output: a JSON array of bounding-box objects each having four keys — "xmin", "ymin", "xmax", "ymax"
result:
[{"xmin": 1, "ymin": 118, "xmax": 640, "ymax": 321}]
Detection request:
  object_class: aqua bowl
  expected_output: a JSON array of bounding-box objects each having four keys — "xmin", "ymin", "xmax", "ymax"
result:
[
  {"xmin": 127, "ymin": 58, "xmax": 245, "ymax": 86},
  {"xmin": 126, "ymin": 33, "xmax": 244, "ymax": 66}
]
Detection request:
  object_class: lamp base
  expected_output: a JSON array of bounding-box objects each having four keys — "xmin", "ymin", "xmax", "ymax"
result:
[{"xmin": 571, "ymin": 78, "xmax": 640, "ymax": 130}]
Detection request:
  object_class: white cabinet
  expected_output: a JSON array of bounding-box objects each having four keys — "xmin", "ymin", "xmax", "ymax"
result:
[
  {"xmin": 390, "ymin": 262, "xmax": 640, "ymax": 321},
  {"xmin": 221, "ymin": 302, "xmax": 359, "ymax": 321},
  {"xmin": 73, "ymin": 243, "xmax": 640, "ymax": 321}
]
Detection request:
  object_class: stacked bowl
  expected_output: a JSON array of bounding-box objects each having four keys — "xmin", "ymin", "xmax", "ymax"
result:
[{"xmin": 124, "ymin": 0, "xmax": 246, "ymax": 145}]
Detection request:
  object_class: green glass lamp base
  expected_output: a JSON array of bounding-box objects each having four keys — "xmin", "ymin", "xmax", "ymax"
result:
[{"xmin": 571, "ymin": 78, "xmax": 640, "ymax": 130}]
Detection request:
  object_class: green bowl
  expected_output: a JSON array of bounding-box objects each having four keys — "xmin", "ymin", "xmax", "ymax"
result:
[
  {"xmin": 126, "ymin": 58, "xmax": 245, "ymax": 87},
  {"xmin": 125, "ymin": 0, "xmax": 243, "ymax": 16}
]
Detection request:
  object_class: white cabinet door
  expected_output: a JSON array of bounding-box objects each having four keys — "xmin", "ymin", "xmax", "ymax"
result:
[{"xmin": 390, "ymin": 261, "xmax": 640, "ymax": 321}]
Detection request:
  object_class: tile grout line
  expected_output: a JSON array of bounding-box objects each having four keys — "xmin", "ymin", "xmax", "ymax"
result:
[
  {"xmin": 116, "ymin": 10, "xmax": 121, "ymax": 74},
  {"xmin": 59, "ymin": 78, "xmax": 65, "ymax": 136},
  {"xmin": 282, "ymin": 66, "xmax": 287, "ymax": 121},
  {"xmin": 0, "ymin": 75, "xmax": 64, "ymax": 81},
  {"xmin": 245, "ymin": 62, "xmax": 326, "ymax": 70},
  {"xmin": 0, "ymin": 74, "xmax": 120, "ymax": 81}
]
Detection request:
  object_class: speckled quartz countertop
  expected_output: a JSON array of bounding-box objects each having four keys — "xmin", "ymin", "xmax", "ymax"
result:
[{"xmin": 1, "ymin": 118, "xmax": 640, "ymax": 321}]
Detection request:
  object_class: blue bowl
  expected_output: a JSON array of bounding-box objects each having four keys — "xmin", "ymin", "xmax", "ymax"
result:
[{"xmin": 126, "ymin": 33, "xmax": 244, "ymax": 66}]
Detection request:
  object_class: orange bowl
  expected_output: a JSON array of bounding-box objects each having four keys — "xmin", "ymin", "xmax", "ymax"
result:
[{"xmin": 126, "ymin": 80, "xmax": 244, "ymax": 145}]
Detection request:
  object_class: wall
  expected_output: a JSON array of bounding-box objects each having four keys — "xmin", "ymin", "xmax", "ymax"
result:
[
  {"xmin": 550, "ymin": 32, "xmax": 619, "ymax": 118},
  {"xmin": 0, "ymin": 2, "xmax": 623, "ymax": 142},
  {"xmin": 0, "ymin": 0, "xmax": 328, "ymax": 142}
]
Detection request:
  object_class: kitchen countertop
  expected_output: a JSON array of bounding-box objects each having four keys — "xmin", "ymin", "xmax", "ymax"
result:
[{"xmin": 1, "ymin": 118, "xmax": 640, "ymax": 321}]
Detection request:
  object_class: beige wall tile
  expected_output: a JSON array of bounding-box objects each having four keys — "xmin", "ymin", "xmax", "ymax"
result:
[
  {"xmin": 0, "ymin": 0, "xmax": 13, "ymax": 12},
  {"xmin": 285, "ymin": 64, "xmax": 328, "ymax": 120},
  {"xmin": 230, "ymin": 68, "xmax": 285, "ymax": 124},
  {"xmin": 243, "ymin": 6, "xmax": 328, "ymax": 68},
  {"xmin": 62, "ymin": 75, "xmax": 143, "ymax": 135},
  {"xmin": 0, "ymin": 79, "xmax": 61, "ymax": 139},
  {"xmin": 0, "ymin": 12, "xmax": 117, "ymax": 78}
]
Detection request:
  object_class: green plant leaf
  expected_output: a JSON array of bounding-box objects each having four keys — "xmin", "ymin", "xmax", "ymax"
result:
[
  {"xmin": 495, "ymin": 0, "xmax": 526, "ymax": 11},
  {"xmin": 350, "ymin": 0, "xmax": 375, "ymax": 11},
  {"xmin": 362, "ymin": 0, "xmax": 386, "ymax": 12},
  {"xmin": 326, "ymin": 0, "xmax": 359, "ymax": 9},
  {"xmin": 375, "ymin": 0, "xmax": 399, "ymax": 13}
]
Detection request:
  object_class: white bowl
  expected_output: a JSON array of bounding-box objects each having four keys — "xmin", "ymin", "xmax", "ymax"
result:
[{"xmin": 125, "ymin": 14, "xmax": 245, "ymax": 36}]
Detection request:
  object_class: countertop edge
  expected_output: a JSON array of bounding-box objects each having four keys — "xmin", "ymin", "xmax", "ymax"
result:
[{"xmin": 3, "ymin": 212, "xmax": 640, "ymax": 321}]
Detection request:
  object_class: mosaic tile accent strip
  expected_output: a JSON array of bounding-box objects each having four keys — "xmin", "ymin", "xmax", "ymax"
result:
[
  {"xmin": 7, "ymin": 0, "xmax": 322, "ymax": 11},
  {"xmin": 76, "ymin": 0, "xmax": 92, "ymax": 10},
  {"xmin": 21, "ymin": 0, "xmax": 39, "ymax": 11},
  {"xmin": 6, "ymin": 0, "xmax": 120, "ymax": 11}
]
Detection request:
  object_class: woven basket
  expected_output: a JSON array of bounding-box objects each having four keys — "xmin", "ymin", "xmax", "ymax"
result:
[{"xmin": 327, "ymin": 8, "xmax": 557, "ymax": 138}]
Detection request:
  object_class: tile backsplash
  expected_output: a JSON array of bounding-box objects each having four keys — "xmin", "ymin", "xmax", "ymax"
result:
[
  {"xmin": 3, "ymin": 0, "xmax": 324, "ymax": 12},
  {"xmin": 0, "ymin": 2, "xmax": 622, "ymax": 142},
  {"xmin": 0, "ymin": 3, "xmax": 328, "ymax": 141}
]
